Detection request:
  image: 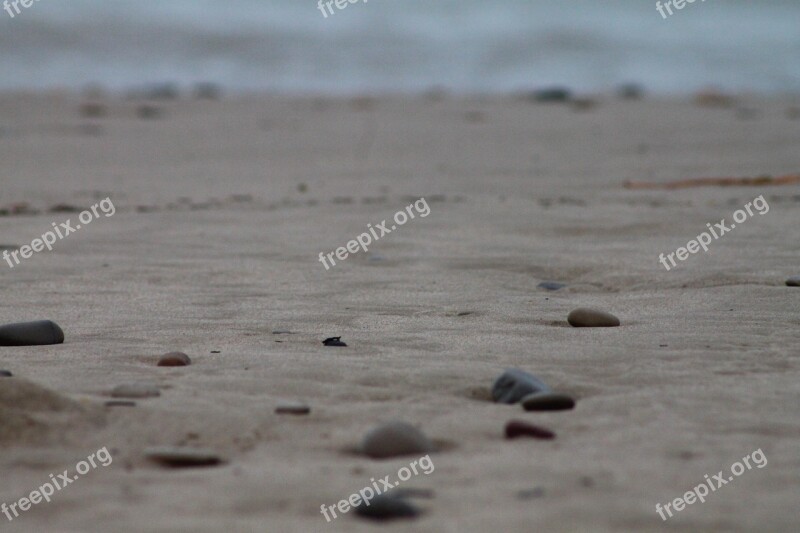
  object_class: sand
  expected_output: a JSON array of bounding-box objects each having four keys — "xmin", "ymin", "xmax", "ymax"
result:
[{"xmin": 0, "ymin": 92, "xmax": 799, "ymax": 532}]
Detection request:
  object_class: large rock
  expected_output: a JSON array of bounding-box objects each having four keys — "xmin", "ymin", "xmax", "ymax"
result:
[
  {"xmin": 492, "ymin": 368, "xmax": 551, "ymax": 404},
  {"xmin": 0, "ymin": 320, "xmax": 64, "ymax": 346}
]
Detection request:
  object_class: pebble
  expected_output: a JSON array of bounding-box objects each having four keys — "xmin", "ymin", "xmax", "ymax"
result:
[
  {"xmin": 157, "ymin": 352, "xmax": 192, "ymax": 367},
  {"xmin": 567, "ymin": 308, "xmax": 620, "ymax": 328},
  {"xmin": 105, "ymin": 400, "xmax": 136, "ymax": 407},
  {"xmin": 355, "ymin": 494, "xmax": 420, "ymax": 521},
  {"xmin": 530, "ymin": 87, "xmax": 572, "ymax": 103},
  {"xmin": 505, "ymin": 420, "xmax": 556, "ymax": 440},
  {"xmin": 0, "ymin": 370, "xmax": 12, "ymax": 377},
  {"xmin": 492, "ymin": 368, "xmax": 551, "ymax": 404},
  {"xmin": 786, "ymin": 277, "xmax": 800, "ymax": 287},
  {"xmin": 517, "ymin": 487, "xmax": 546, "ymax": 500},
  {"xmin": 275, "ymin": 402, "xmax": 310, "ymax": 415},
  {"xmin": 323, "ymin": 336, "xmax": 347, "ymax": 347},
  {"xmin": 144, "ymin": 446, "xmax": 222, "ymax": 468},
  {"xmin": 0, "ymin": 320, "xmax": 65, "ymax": 346},
  {"xmin": 111, "ymin": 383, "xmax": 161, "ymax": 399},
  {"xmin": 537, "ymin": 281, "xmax": 565, "ymax": 291},
  {"xmin": 521, "ymin": 392, "xmax": 576, "ymax": 412},
  {"xmin": 361, "ymin": 421, "xmax": 434, "ymax": 459}
]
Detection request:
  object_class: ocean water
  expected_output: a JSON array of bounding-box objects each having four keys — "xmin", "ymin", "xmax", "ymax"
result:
[{"xmin": 1, "ymin": 0, "xmax": 799, "ymax": 95}]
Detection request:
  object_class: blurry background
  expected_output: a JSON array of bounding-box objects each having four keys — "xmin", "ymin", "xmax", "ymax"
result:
[{"xmin": 1, "ymin": 0, "xmax": 799, "ymax": 95}]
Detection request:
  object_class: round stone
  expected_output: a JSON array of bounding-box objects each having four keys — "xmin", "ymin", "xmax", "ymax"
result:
[
  {"xmin": 157, "ymin": 352, "xmax": 191, "ymax": 367},
  {"xmin": 111, "ymin": 383, "xmax": 160, "ymax": 399},
  {"xmin": 492, "ymin": 368, "xmax": 551, "ymax": 404},
  {"xmin": 786, "ymin": 277, "xmax": 800, "ymax": 287},
  {"xmin": 361, "ymin": 421, "xmax": 434, "ymax": 459},
  {"xmin": 521, "ymin": 392, "xmax": 576, "ymax": 411},
  {"xmin": 0, "ymin": 320, "xmax": 65, "ymax": 346},
  {"xmin": 567, "ymin": 308, "xmax": 620, "ymax": 328},
  {"xmin": 144, "ymin": 446, "xmax": 221, "ymax": 468},
  {"xmin": 505, "ymin": 420, "xmax": 556, "ymax": 440},
  {"xmin": 0, "ymin": 370, "xmax": 12, "ymax": 377},
  {"xmin": 275, "ymin": 402, "xmax": 310, "ymax": 415},
  {"xmin": 355, "ymin": 494, "xmax": 420, "ymax": 521}
]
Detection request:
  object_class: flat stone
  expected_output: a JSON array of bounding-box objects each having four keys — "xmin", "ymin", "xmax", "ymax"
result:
[
  {"xmin": 567, "ymin": 308, "xmax": 620, "ymax": 328},
  {"xmin": 157, "ymin": 352, "xmax": 191, "ymax": 367},
  {"xmin": 355, "ymin": 494, "xmax": 420, "ymax": 521},
  {"xmin": 505, "ymin": 420, "xmax": 556, "ymax": 440},
  {"xmin": 111, "ymin": 383, "xmax": 160, "ymax": 399},
  {"xmin": 323, "ymin": 336, "xmax": 347, "ymax": 347},
  {"xmin": 144, "ymin": 446, "xmax": 221, "ymax": 468},
  {"xmin": 521, "ymin": 392, "xmax": 576, "ymax": 412},
  {"xmin": 538, "ymin": 281, "xmax": 565, "ymax": 291},
  {"xmin": 361, "ymin": 421, "xmax": 434, "ymax": 459},
  {"xmin": 105, "ymin": 400, "xmax": 136, "ymax": 407},
  {"xmin": 0, "ymin": 370, "xmax": 12, "ymax": 377},
  {"xmin": 786, "ymin": 277, "xmax": 800, "ymax": 287},
  {"xmin": 275, "ymin": 402, "xmax": 310, "ymax": 415},
  {"xmin": 492, "ymin": 368, "xmax": 551, "ymax": 404},
  {"xmin": 0, "ymin": 320, "xmax": 65, "ymax": 346}
]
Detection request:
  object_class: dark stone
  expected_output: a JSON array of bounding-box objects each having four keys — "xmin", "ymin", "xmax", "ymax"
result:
[
  {"xmin": 0, "ymin": 320, "xmax": 65, "ymax": 346},
  {"xmin": 786, "ymin": 277, "xmax": 800, "ymax": 287},
  {"xmin": 492, "ymin": 368, "xmax": 551, "ymax": 404},
  {"xmin": 521, "ymin": 392, "xmax": 576, "ymax": 412},
  {"xmin": 505, "ymin": 420, "xmax": 556, "ymax": 440},
  {"xmin": 144, "ymin": 446, "xmax": 222, "ymax": 468},
  {"xmin": 537, "ymin": 281, "xmax": 565, "ymax": 291},
  {"xmin": 0, "ymin": 370, "xmax": 12, "ymax": 377},
  {"xmin": 157, "ymin": 352, "xmax": 191, "ymax": 367},
  {"xmin": 361, "ymin": 422, "xmax": 434, "ymax": 459},
  {"xmin": 105, "ymin": 400, "xmax": 136, "ymax": 407},
  {"xmin": 323, "ymin": 336, "xmax": 347, "ymax": 347},
  {"xmin": 355, "ymin": 494, "xmax": 420, "ymax": 521},
  {"xmin": 617, "ymin": 83, "xmax": 645, "ymax": 100},
  {"xmin": 529, "ymin": 87, "xmax": 572, "ymax": 103},
  {"xmin": 567, "ymin": 308, "xmax": 620, "ymax": 327},
  {"xmin": 517, "ymin": 487, "xmax": 546, "ymax": 500},
  {"xmin": 275, "ymin": 402, "xmax": 310, "ymax": 415},
  {"xmin": 136, "ymin": 105, "xmax": 164, "ymax": 120}
]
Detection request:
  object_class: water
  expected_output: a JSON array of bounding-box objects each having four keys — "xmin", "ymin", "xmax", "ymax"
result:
[{"xmin": 1, "ymin": 0, "xmax": 798, "ymax": 94}]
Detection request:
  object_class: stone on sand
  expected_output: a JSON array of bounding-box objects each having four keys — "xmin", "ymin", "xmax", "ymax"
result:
[
  {"xmin": 567, "ymin": 308, "xmax": 620, "ymax": 328},
  {"xmin": 111, "ymin": 383, "xmax": 160, "ymax": 399},
  {"xmin": 145, "ymin": 447, "xmax": 222, "ymax": 468},
  {"xmin": 355, "ymin": 494, "xmax": 421, "ymax": 521},
  {"xmin": 0, "ymin": 320, "xmax": 65, "ymax": 346},
  {"xmin": 361, "ymin": 421, "xmax": 434, "ymax": 459},
  {"xmin": 275, "ymin": 402, "xmax": 310, "ymax": 415},
  {"xmin": 0, "ymin": 370, "xmax": 12, "ymax": 377},
  {"xmin": 157, "ymin": 352, "xmax": 192, "ymax": 367},
  {"xmin": 492, "ymin": 368, "xmax": 551, "ymax": 404},
  {"xmin": 505, "ymin": 420, "xmax": 556, "ymax": 440},
  {"xmin": 786, "ymin": 277, "xmax": 800, "ymax": 287},
  {"xmin": 521, "ymin": 392, "xmax": 576, "ymax": 411}
]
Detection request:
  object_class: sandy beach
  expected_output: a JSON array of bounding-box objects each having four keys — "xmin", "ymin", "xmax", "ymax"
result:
[{"xmin": 1, "ymin": 92, "xmax": 799, "ymax": 532}]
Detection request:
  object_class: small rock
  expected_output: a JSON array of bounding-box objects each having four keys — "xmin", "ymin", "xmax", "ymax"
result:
[
  {"xmin": 275, "ymin": 402, "xmax": 310, "ymax": 415},
  {"xmin": 505, "ymin": 420, "xmax": 556, "ymax": 440},
  {"xmin": 323, "ymin": 336, "xmax": 347, "ymax": 347},
  {"xmin": 136, "ymin": 105, "xmax": 164, "ymax": 120},
  {"xmin": 786, "ymin": 277, "xmax": 800, "ymax": 287},
  {"xmin": 157, "ymin": 352, "xmax": 191, "ymax": 367},
  {"xmin": 104, "ymin": 400, "xmax": 136, "ymax": 407},
  {"xmin": 48, "ymin": 204, "xmax": 82, "ymax": 214},
  {"xmin": 492, "ymin": 368, "xmax": 551, "ymax": 404},
  {"xmin": 361, "ymin": 421, "xmax": 434, "ymax": 459},
  {"xmin": 0, "ymin": 370, "xmax": 12, "ymax": 377},
  {"xmin": 538, "ymin": 281, "xmax": 565, "ymax": 291},
  {"xmin": 567, "ymin": 308, "xmax": 620, "ymax": 328},
  {"xmin": 0, "ymin": 320, "xmax": 65, "ymax": 346},
  {"xmin": 144, "ymin": 446, "xmax": 221, "ymax": 468},
  {"xmin": 529, "ymin": 87, "xmax": 572, "ymax": 103},
  {"xmin": 521, "ymin": 392, "xmax": 576, "ymax": 412},
  {"xmin": 617, "ymin": 83, "xmax": 645, "ymax": 100},
  {"xmin": 355, "ymin": 494, "xmax": 420, "ymax": 521},
  {"xmin": 111, "ymin": 383, "xmax": 160, "ymax": 399},
  {"xmin": 517, "ymin": 487, "xmax": 546, "ymax": 500}
]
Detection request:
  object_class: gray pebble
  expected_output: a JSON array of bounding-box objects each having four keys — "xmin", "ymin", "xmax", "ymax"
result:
[
  {"xmin": 275, "ymin": 402, "xmax": 310, "ymax": 415},
  {"xmin": 145, "ymin": 446, "xmax": 222, "ymax": 468},
  {"xmin": 0, "ymin": 320, "xmax": 65, "ymax": 346},
  {"xmin": 355, "ymin": 494, "xmax": 420, "ymax": 521},
  {"xmin": 0, "ymin": 370, "xmax": 12, "ymax": 377},
  {"xmin": 361, "ymin": 421, "xmax": 434, "ymax": 459},
  {"xmin": 111, "ymin": 383, "xmax": 160, "ymax": 399},
  {"xmin": 567, "ymin": 308, "xmax": 620, "ymax": 328},
  {"xmin": 492, "ymin": 368, "xmax": 551, "ymax": 404},
  {"xmin": 538, "ymin": 281, "xmax": 566, "ymax": 291},
  {"xmin": 105, "ymin": 400, "xmax": 136, "ymax": 407},
  {"xmin": 787, "ymin": 277, "xmax": 800, "ymax": 287},
  {"xmin": 521, "ymin": 392, "xmax": 576, "ymax": 411}
]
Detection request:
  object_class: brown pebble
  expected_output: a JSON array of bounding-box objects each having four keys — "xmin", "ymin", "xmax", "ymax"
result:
[
  {"xmin": 505, "ymin": 420, "xmax": 556, "ymax": 440},
  {"xmin": 158, "ymin": 352, "xmax": 191, "ymax": 367},
  {"xmin": 567, "ymin": 308, "xmax": 620, "ymax": 328}
]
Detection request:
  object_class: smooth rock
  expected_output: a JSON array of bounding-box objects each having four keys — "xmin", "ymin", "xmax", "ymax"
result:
[
  {"xmin": 0, "ymin": 370, "xmax": 12, "ymax": 377},
  {"xmin": 0, "ymin": 320, "xmax": 65, "ymax": 346},
  {"xmin": 521, "ymin": 392, "xmax": 576, "ymax": 412},
  {"xmin": 492, "ymin": 368, "xmax": 551, "ymax": 404},
  {"xmin": 786, "ymin": 277, "xmax": 800, "ymax": 287},
  {"xmin": 111, "ymin": 383, "xmax": 160, "ymax": 399},
  {"xmin": 323, "ymin": 336, "xmax": 347, "ymax": 347},
  {"xmin": 567, "ymin": 308, "xmax": 620, "ymax": 328},
  {"xmin": 157, "ymin": 352, "xmax": 191, "ymax": 367},
  {"xmin": 144, "ymin": 446, "xmax": 221, "ymax": 468},
  {"xmin": 505, "ymin": 420, "xmax": 556, "ymax": 440},
  {"xmin": 105, "ymin": 400, "xmax": 136, "ymax": 407},
  {"xmin": 538, "ymin": 281, "xmax": 565, "ymax": 291},
  {"xmin": 361, "ymin": 421, "xmax": 434, "ymax": 459},
  {"xmin": 530, "ymin": 87, "xmax": 572, "ymax": 103},
  {"xmin": 355, "ymin": 494, "xmax": 420, "ymax": 521},
  {"xmin": 275, "ymin": 402, "xmax": 310, "ymax": 415}
]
